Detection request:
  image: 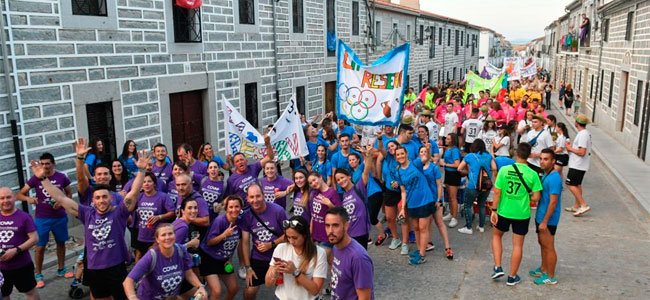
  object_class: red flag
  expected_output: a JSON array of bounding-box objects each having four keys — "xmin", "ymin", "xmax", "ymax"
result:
[{"xmin": 176, "ymin": 0, "xmax": 202, "ymax": 9}]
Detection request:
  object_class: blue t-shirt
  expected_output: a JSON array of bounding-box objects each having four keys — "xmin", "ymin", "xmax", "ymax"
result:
[
  {"xmin": 413, "ymin": 138, "xmax": 440, "ymax": 157},
  {"xmin": 443, "ymin": 147, "xmax": 461, "ymax": 172},
  {"xmin": 336, "ymin": 126, "xmax": 357, "ymax": 139},
  {"xmin": 395, "ymin": 163, "xmax": 434, "ymax": 209},
  {"xmin": 373, "ymin": 136, "xmax": 396, "ymax": 150},
  {"xmin": 305, "ymin": 141, "xmax": 318, "ymax": 163},
  {"xmin": 331, "ymin": 150, "xmax": 362, "ymax": 174},
  {"xmin": 201, "ymin": 156, "xmax": 226, "ymax": 168},
  {"xmin": 413, "ymin": 158, "xmax": 442, "ymax": 201},
  {"xmin": 536, "ymin": 171, "xmax": 563, "ymax": 226},
  {"xmin": 495, "ymin": 156, "xmax": 515, "ymax": 171},
  {"xmin": 381, "ymin": 154, "xmax": 399, "ymax": 191},
  {"xmin": 311, "ymin": 159, "xmax": 332, "ymax": 179},
  {"xmin": 463, "ymin": 152, "xmax": 493, "ymax": 190},
  {"xmin": 85, "ymin": 153, "xmax": 102, "ymax": 179},
  {"xmin": 400, "ymin": 140, "xmax": 419, "ymax": 161},
  {"xmin": 118, "ymin": 154, "xmax": 138, "ymax": 175}
]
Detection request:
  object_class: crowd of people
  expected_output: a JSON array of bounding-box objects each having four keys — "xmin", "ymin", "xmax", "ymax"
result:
[{"xmin": 0, "ymin": 71, "xmax": 594, "ymax": 299}]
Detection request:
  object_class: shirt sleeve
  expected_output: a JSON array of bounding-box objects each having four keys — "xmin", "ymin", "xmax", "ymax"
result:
[
  {"xmin": 574, "ymin": 133, "xmax": 587, "ymax": 148},
  {"xmin": 26, "ymin": 175, "xmax": 38, "ymax": 188},
  {"xmin": 181, "ymin": 246, "xmax": 193, "ymax": 270},
  {"xmin": 163, "ymin": 194, "xmax": 176, "ymax": 213},
  {"xmin": 127, "ymin": 251, "xmax": 153, "ymax": 281},
  {"xmin": 84, "ymin": 154, "xmax": 96, "ymax": 166},
  {"xmin": 352, "ymin": 255, "xmax": 374, "ymax": 290},
  {"xmin": 550, "ymin": 175, "xmax": 563, "ymax": 195},
  {"xmin": 24, "ymin": 213, "xmax": 37, "ymax": 233},
  {"xmin": 494, "ymin": 167, "xmax": 507, "ymax": 191},
  {"xmin": 212, "ymin": 156, "xmax": 226, "ymax": 167},
  {"xmin": 175, "ymin": 224, "xmax": 188, "ymax": 244},
  {"xmin": 313, "ymin": 247, "xmax": 328, "ymax": 279},
  {"xmin": 452, "ymin": 148, "xmax": 461, "ymax": 161},
  {"xmin": 530, "ymin": 172, "xmax": 543, "ymax": 192}
]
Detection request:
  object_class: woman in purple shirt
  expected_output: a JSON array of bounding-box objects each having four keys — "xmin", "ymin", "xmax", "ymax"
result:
[
  {"xmin": 260, "ymin": 162, "xmax": 294, "ymax": 210},
  {"xmin": 291, "ymin": 169, "xmax": 311, "ymax": 222},
  {"xmin": 109, "ymin": 159, "xmax": 130, "ymax": 193},
  {"xmin": 134, "ymin": 173, "xmax": 176, "ymax": 261},
  {"xmin": 124, "ymin": 224, "xmax": 206, "ymax": 300},
  {"xmin": 172, "ymin": 198, "xmax": 200, "ymax": 249},
  {"xmin": 307, "ymin": 172, "xmax": 340, "ymax": 263},
  {"xmin": 200, "ymin": 161, "xmax": 225, "ymax": 222}
]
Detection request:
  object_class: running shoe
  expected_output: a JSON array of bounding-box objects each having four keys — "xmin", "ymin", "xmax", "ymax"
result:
[
  {"xmin": 375, "ymin": 233, "xmax": 388, "ymax": 246},
  {"xmin": 400, "ymin": 244, "xmax": 409, "ymax": 255},
  {"xmin": 448, "ymin": 218, "xmax": 458, "ymax": 228},
  {"xmin": 408, "ymin": 231, "xmax": 416, "ymax": 243},
  {"xmin": 367, "ymin": 237, "xmax": 373, "ymax": 245},
  {"xmin": 35, "ymin": 274, "xmax": 45, "ymax": 288},
  {"xmin": 476, "ymin": 226, "xmax": 485, "ymax": 233},
  {"xmin": 238, "ymin": 266, "xmax": 246, "ymax": 280},
  {"xmin": 409, "ymin": 252, "xmax": 426, "ymax": 265},
  {"xmin": 506, "ymin": 275, "xmax": 522, "ymax": 286},
  {"xmin": 445, "ymin": 248, "xmax": 454, "ymax": 260},
  {"xmin": 491, "ymin": 266, "xmax": 505, "ymax": 279},
  {"xmin": 442, "ymin": 213, "xmax": 452, "ymax": 221},
  {"xmin": 458, "ymin": 227, "xmax": 473, "ymax": 234},
  {"xmin": 534, "ymin": 274, "xmax": 558, "ymax": 285},
  {"xmin": 57, "ymin": 266, "xmax": 74, "ymax": 278},
  {"xmin": 573, "ymin": 206, "xmax": 591, "ymax": 216},
  {"xmin": 565, "ymin": 206, "xmax": 578, "ymax": 212},
  {"xmin": 426, "ymin": 242, "xmax": 435, "ymax": 252},
  {"xmin": 529, "ymin": 267, "xmax": 543, "ymax": 277},
  {"xmin": 388, "ymin": 239, "xmax": 402, "ymax": 250},
  {"xmin": 408, "ymin": 250, "xmax": 420, "ymax": 258}
]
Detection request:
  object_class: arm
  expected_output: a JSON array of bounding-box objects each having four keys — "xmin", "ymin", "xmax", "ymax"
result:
[
  {"xmin": 360, "ymin": 147, "xmax": 374, "ymax": 186},
  {"xmin": 15, "ymin": 184, "xmax": 37, "ymax": 205},
  {"xmin": 260, "ymin": 134, "xmax": 274, "ymax": 167},
  {"xmin": 242, "ymin": 231, "xmax": 257, "ymax": 287},
  {"xmin": 538, "ymin": 194, "xmax": 558, "ymax": 229},
  {"xmin": 184, "ymin": 269, "xmax": 207, "ymax": 299},
  {"xmin": 566, "ymin": 140, "xmax": 587, "ymax": 156},
  {"xmin": 0, "ymin": 231, "xmax": 38, "ymax": 262},
  {"xmin": 530, "ymin": 191, "xmax": 541, "ymax": 203},
  {"xmin": 123, "ymin": 278, "xmax": 139, "ymax": 300},
  {"xmin": 124, "ymin": 150, "xmax": 151, "ymax": 212},
  {"xmin": 356, "ymin": 289, "xmax": 373, "ymax": 300},
  {"xmin": 398, "ymin": 185, "xmax": 407, "ymax": 217},
  {"xmin": 457, "ymin": 160, "xmax": 468, "ymax": 176},
  {"xmin": 490, "ymin": 159, "xmax": 497, "ymax": 180},
  {"xmin": 74, "ymin": 137, "xmax": 92, "ymax": 194}
]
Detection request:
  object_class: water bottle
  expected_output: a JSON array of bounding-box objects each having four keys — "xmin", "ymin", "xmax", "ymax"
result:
[
  {"xmin": 0, "ymin": 248, "xmax": 5, "ymax": 257},
  {"xmin": 190, "ymin": 292, "xmax": 203, "ymax": 300},
  {"xmin": 224, "ymin": 262, "xmax": 234, "ymax": 273},
  {"xmin": 192, "ymin": 254, "xmax": 200, "ymax": 266},
  {"xmin": 275, "ymin": 272, "xmax": 284, "ymax": 285}
]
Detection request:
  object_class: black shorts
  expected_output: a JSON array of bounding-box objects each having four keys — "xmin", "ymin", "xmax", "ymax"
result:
[
  {"xmin": 564, "ymin": 99, "xmax": 574, "ymax": 109},
  {"xmin": 134, "ymin": 239, "xmax": 153, "ymax": 254},
  {"xmin": 407, "ymin": 202, "xmax": 436, "ymax": 218},
  {"xmin": 566, "ymin": 168, "xmax": 586, "ymax": 186},
  {"xmin": 444, "ymin": 170, "xmax": 462, "ymax": 186},
  {"xmin": 84, "ymin": 263, "xmax": 128, "ymax": 299},
  {"xmin": 495, "ymin": 215, "xmax": 530, "ymax": 236},
  {"xmin": 249, "ymin": 259, "xmax": 270, "ymax": 287},
  {"xmin": 383, "ymin": 190, "xmax": 401, "ymax": 206},
  {"xmin": 179, "ymin": 279, "xmax": 194, "ymax": 295},
  {"xmin": 463, "ymin": 143, "xmax": 471, "ymax": 153},
  {"xmin": 199, "ymin": 250, "xmax": 234, "ymax": 276},
  {"xmin": 555, "ymin": 154, "xmax": 569, "ymax": 166},
  {"xmin": 528, "ymin": 163, "xmax": 543, "ymax": 177},
  {"xmin": 1, "ymin": 263, "xmax": 37, "ymax": 296},
  {"xmin": 129, "ymin": 226, "xmax": 139, "ymax": 248},
  {"xmin": 352, "ymin": 234, "xmax": 369, "ymax": 251},
  {"xmin": 535, "ymin": 222, "xmax": 558, "ymax": 236}
]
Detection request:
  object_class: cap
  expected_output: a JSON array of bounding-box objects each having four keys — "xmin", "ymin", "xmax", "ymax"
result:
[
  {"xmin": 497, "ymin": 123, "xmax": 508, "ymax": 129},
  {"xmin": 420, "ymin": 109, "xmax": 432, "ymax": 116},
  {"xmin": 480, "ymin": 106, "xmax": 489, "ymax": 112},
  {"xmin": 402, "ymin": 115, "xmax": 414, "ymax": 125},
  {"xmin": 532, "ymin": 114, "xmax": 545, "ymax": 121},
  {"xmin": 485, "ymin": 115, "xmax": 496, "ymax": 122},
  {"xmin": 575, "ymin": 114, "xmax": 590, "ymax": 125}
]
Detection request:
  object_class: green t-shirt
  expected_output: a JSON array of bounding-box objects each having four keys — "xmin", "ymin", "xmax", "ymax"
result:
[
  {"xmin": 494, "ymin": 163, "xmax": 542, "ymax": 220},
  {"xmin": 404, "ymin": 93, "xmax": 416, "ymax": 104},
  {"xmin": 425, "ymin": 93, "xmax": 435, "ymax": 109}
]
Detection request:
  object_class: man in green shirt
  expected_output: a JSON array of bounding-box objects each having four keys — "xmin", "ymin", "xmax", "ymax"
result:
[
  {"xmin": 404, "ymin": 87, "xmax": 416, "ymax": 104},
  {"xmin": 489, "ymin": 143, "xmax": 542, "ymax": 286},
  {"xmin": 424, "ymin": 87, "xmax": 436, "ymax": 110}
]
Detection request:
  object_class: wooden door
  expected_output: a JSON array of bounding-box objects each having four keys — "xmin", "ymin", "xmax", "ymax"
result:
[
  {"xmin": 619, "ymin": 71, "xmax": 629, "ymax": 132},
  {"xmin": 170, "ymin": 90, "xmax": 204, "ymax": 161},
  {"xmin": 325, "ymin": 81, "xmax": 336, "ymax": 114}
]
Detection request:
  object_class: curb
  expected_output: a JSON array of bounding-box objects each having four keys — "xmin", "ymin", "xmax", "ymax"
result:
[{"xmin": 38, "ymin": 245, "xmax": 85, "ymax": 271}]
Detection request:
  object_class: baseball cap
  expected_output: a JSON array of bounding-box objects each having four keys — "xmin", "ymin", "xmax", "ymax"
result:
[
  {"xmin": 420, "ymin": 110, "xmax": 432, "ymax": 116},
  {"xmin": 497, "ymin": 123, "xmax": 508, "ymax": 129},
  {"xmin": 575, "ymin": 114, "xmax": 590, "ymax": 125}
]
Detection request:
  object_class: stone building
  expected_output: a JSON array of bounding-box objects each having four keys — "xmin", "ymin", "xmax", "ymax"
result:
[
  {"xmin": 0, "ymin": 0, "xmax": 484, "ymax": 189},
  {"xmin": 478, "ymin": 28, "xmax": 510, "ymax": 70}
]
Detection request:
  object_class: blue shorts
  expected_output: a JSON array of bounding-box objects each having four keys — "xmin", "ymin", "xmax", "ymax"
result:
[{"xmin": 35, "ymin": 216, "xmax": 69, "ymax": 246}]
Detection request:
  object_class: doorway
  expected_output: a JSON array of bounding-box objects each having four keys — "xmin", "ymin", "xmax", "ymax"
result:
[
  {"xmin": 169, "ymin": 90, "xmax": 205, "ymax": 161},
  {"xmin": 325, "ymin": 81, "xmax": 336, "ymax": 115},
  {"xmin": 86, "ymin": 102, "xmax": 117, "ymax": 160},
  {"xmin": 619, "ymin": 71, "xmax": 629, "ymax": 132},
  {"xmin": 638, "ymin": 82, "xmax": 650, "ymax": 160}
]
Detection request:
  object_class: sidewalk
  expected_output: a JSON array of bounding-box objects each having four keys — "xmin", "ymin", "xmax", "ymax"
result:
[
  {"xmin": 550, "ymin": 93, "xmax": 650, "ymax": 217},
  {"xmin": 35, "ymin": 223, "xmax": 85, "ymax": 270}
]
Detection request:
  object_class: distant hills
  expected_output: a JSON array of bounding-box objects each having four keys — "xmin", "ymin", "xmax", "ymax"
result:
[{"xmin": 509, "ymin": 38, "xmax": 532, "ymax": 45}]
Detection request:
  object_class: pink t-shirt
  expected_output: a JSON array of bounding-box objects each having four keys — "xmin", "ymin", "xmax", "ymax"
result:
[
  {"xmin": 516, "ymin": 109, "xmax": 527, "ymax": 122},
  {"xmin": 434, "ymin": 105, "xmax": 446, "ymax": 124},
  {"xmin": 489, "ymin": 109, "xmax": 507, "ymax": 125}
]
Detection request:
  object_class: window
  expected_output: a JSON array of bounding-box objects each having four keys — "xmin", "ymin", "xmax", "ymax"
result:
[
  {"xmin": 461, "ymin": 31, "xmax": 464, "ymax": 46},
  {"xmin": 454, "ymin": 29, "xmax": 459, "ymax": 55},
  {"xmin": 352, "ymin": 1, "xmax": 359, "ymax": 36},
  {"xmin": 453, "ymin": 67, "xmax": 457, "ymax": 81},
  {"xmin": 406, "ymin": 24, "xmax": 411, "ymax": 42},
  {"xmin": 244, "ymin": 83, "xmax": 259, "ymax": 128},
  {"xmin": 429, "ymin": 26, "xmax": 435, "ymax": 58},
  {"xmin": 437, "ymin": 70, "xmax": 441, "ymax": 84},
  {"xmin": 428, "ymin": 70, "xmax": 433, "ymax": 84},
  {"xmin": 326, "ymin": 0, "xmax": 335, "ymax": 57},
  {"xmin": 590, "ymin": 74, "xmax": 594, "ymax": 99},
  {"xmin": 172, "ymin": 2, "xmax": 202, "ymax": 43},
  {"xmin": 625, "ymin": 12, "xmax": 634, "ymax": 41},
  {"xmin": 634, "ymin": 80, "xmax": 644, "ymax": 125},
  {"xmin": 447, "ymin": 29, "xmax": 451, "ymax": 46},
  {"xmin": 419, "ymin": 25, "xmax": 424, "ymax": 45},
  {"xmin": 375, "ymin": 21, "xmax": 381, "ymax": 46},
  {"xmin": 466, "ymin": 33, "xmax": 469, "ymax": 48},
  {"xmin": 579, "ymin": 70, "xmax": 582, "ymax": 90},
  {"xmin": 603, "ymin": 18, "xmax": 610, "ymax": 42},
  {"xmin": 471, "ymin": 35, "xmax": 475, "ymax": 56},
  {"xmin": 608, "ymin": 72, "xmax": 615, "ymax": 107},
  {"xmin": 296, "ymin": 86, "xmax": 306, "ymax": 116},
  {"xmin": 438, "ymin": 28, "xmax": 442, "ymax": 45},
  {"xmin": 392, "ymin": 23, "xmax": 398, "ymax": 46},
  {"xmin": 239, "ymin": 0, "xmax": 255, "ymax": 25},
  {"xmin": 418, "ymin": 74, "xmax": 423, "ymax": 90},
  {"xmin": 86, "ymin": 102, "xmax": 117, "ymax": 159},
  {"xmin": 72, "ymin": 0, "xmax": 107, "ymax": 16},
  {"xmin": 292, "ymin": 0, "xmax": 304, "ymax": 33},
  {"xmin": 599, "ymin": 69, "xmax": 604, "ymax": 102}
]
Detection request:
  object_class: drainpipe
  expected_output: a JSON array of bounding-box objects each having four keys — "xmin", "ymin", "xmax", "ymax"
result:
[
  {"xmin": 364, "ymin": 0, "xmax": 373, "ymax": 64},
  {"xmin": 443, "ymin": 19, "xmax": 448, "ymax": 80},
  {"xmin": 0, "ymin": 4, "xmax": 27, "ymax": 212},
  {"xmin": 592, "ymin": 6, "xmax": 604, "ymax": 121},
  {"xmin": 271, "ymin": 0, "xmax": 280, "ymax": 119}
]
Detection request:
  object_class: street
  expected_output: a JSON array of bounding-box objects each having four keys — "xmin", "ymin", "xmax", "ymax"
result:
[{"xmin": 14, "ymin": 135, "xmax": 650, "ymax": 300}]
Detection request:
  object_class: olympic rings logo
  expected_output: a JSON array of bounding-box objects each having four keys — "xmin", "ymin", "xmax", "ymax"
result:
[{"xmin": 338, "ymin": 83, "xmax": 377, "ymax": 121}]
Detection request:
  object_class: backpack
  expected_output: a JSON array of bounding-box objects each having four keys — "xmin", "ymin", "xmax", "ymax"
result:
[
  {"xmin": 144, "ymin": 244, "xmax": 185, "ymax": 278},
  {"xmin": 473, "ymin": 154, "xmax": 493, "ymax": 192}
]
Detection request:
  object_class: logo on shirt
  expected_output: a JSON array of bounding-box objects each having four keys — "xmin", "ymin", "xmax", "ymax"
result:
[
  {"xmin": 202, "ymin": 191, "xmax": 220, "ymax": 204},
  {"xmin": 160, "ymin": 275, "xmax": 182, "ymax": 293},
  {"xmin": 343, "ymin": 203, "xmax": 355, "ymax": 216},
  {"xmin": 256, "ymin": 228, "xmax": 273, "ymax": 242},
  {"xmin": 223, "ymin": 240, "xmax": 238, "ymax": 251},
  {"xmin": 312, "ymin": 201, "xmax": 322, "ymax": 214},
  {"xmin": 138, "ymin": 209, "xmax": 155, "ymax": 227},
  {"xmin": 91, "ymin": 224, "xmax": 111, "ymax": 241},
  {"xmin": 263, "ymin": 191, "xmax": 275, "ymax": 203},
  {"xmin": 0, "ymin": 230, "xmax": 14, "ymax": 243},
  {"xmin": 293, "ymin": 206, "xmax": 304, "ymax": 217}
]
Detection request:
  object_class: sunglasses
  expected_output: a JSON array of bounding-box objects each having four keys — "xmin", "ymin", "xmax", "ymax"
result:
[{"xmin": 283, "ymin": 219, "xmax": 304, "ymax": 230}]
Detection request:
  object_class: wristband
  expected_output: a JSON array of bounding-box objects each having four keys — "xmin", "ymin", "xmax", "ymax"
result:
[
  {"xmin": 37, "ymin": 176, "xmax": 46, "ymax": 181},
  {"xmin": 246, "ymin": 266, "xmax": 253, "ymax": 271},
  {"xmin": 490, "ymin": 207, "xmax": 497, "ymax": 212},
  {"xmin": 138, "ymin": 168, "xmax": 147, "ymax": 173},
  {"xmin": 128, "ymin": 295, "xmax": 138, "ymax": 300},
  {"xmin": 77, "ymin": 156, "xmax": 86, "ymax": 161},
  {"xmin": 15, "ymin": 246, "xmax": 22, "ymax": 253}
]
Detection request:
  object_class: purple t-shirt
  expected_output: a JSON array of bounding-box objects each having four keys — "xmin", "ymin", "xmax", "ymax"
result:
[
  {"xmin": 152, "ymin": 161, "xmax": 173, "ymax": 184},
  {"xmin": 135, "ymin": 192, "xmax": 175, "ymax": 242},
  {"xmin": 166, "ymin": 179, "xmax": 180, "ymax": 207},
  {"xmin": 260, "ymin": 176, "xmax": 293, "ymax": 210},
  {"xmin": 331, "ymin": 239, "xmax": 375, "ymax": 300},
  {"xmin": 200, "ymin": 215, "xmax": 242, "ymax": 261},
  {"xmin": 0, "ymin": 210, "xmax": 36, "ymax": 270},
  {"xmin": 27, "ymin": 172, "xmax": 70, "ymax": 219},
  {"xmin": 172, "ymin": 219, "xmax": 189, "ymax": 244},
  {"xmin": 200, "ymin": 178, "xmax": 224, "ymax": 222},
  {"xmin": 79, "ymin": 186, "xmax": 123, "ymax": 207},
  {"xmin": 78, "ymin": 202, "xmax": 130, "ymax": 270},
  {"xmin": 291, "ymin": 191, "xmax": 310, "ymax": 222},
  {"xmin": 240, "ymin": 202, "xmax": 288, "ymax": 262},
  {"xmin": 341, "ymin": 180, "xmax": 370, "ymax": 238},
  {"xmin": 224, "ymin": 162, "xmax": 263, "ymax": 210},
  {"xmin": 189, "ymin": 160, "xmax": 208, "ymax": 176},
  {"xmin": 310, "ymin": 188, "xmax": 341, "ymax": 243},
  {"xmin": 127, "ymin": 245, "xmax": 193, "ymax": 300},
  {"xmin": 123, "ymin": 177, "xmax": 167, "ymax": 194}
]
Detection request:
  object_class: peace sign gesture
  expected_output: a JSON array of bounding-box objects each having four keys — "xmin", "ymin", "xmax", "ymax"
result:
[{"xmin": 224, "ymin": 222, "xmax": 238, "ymax": 236}]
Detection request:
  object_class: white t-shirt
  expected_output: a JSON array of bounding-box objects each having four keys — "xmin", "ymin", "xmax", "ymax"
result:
[
  {"xmin": 429, "ymin": 122, "xmax": 440, "ymax": 142},
  {"xmin": 270, "ymin": 243, "xmax": 328, "ymax": 300},
  {"xmin": 478, "ymin": 130, "xmax": 498, "ymax": 152},
  {"xmin": 555, "ymin": 134, "xmax": 568, "ymax": 154},
  {"xmin": 493, "ymin": 135, "xmax": 510, "ymax": 157},
  {"xmin": 518, "ymin": 119, "xmax": 532, "ymax": 142},
  {"xmin": 568, "ymin": 129, "xmax": 592, "ymax": 171},
  {"xmin": 526, "ymin": 129, "xmax": 554, "ymax": 167},
  {"xmin": 443, "ymin": 112, "xmax": 459, "ymax": 136},
  {"xmin": 462, "ymin": 119, "xmax": 483, "ymax": 143}
]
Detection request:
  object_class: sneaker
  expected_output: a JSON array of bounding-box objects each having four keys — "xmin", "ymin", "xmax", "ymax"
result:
[
  {"xmin": 476, "ymin": 226, "xmax": 485, "ymax": 233},
  {"xmin": 445, "ymin": 248, "xmax": 454, "ymax": 260},
  {"xmin": 529, "ymin": 267, "xmax": 543, "ymax": 277},
  {"xmin": 565, "ymin": 206, "xmax": 578, "ymax": 212},
  {"xmin": 238, "ymin": 266, "xmax": 246, "ymax": 280},
  {"xmin": 426, "ymin": 242, "xmax": 435, "ymax": 252},
  {"xmin": 35, "ymin": 274, "xmax": 45, "ymax": 288},
  {"xmin": 375, "ymin": 233, "xmax": 388, "ymax": 246},
  {"xmin": 534, "ymin": 274, "xmax": 558, "ymax": 285},
  {"xmin": 408, "ymin": 250, "xmax": 420, "ymax": 258},
  {"xmin": 408, "ymin": 231, "xmax": 416, "ymax": 243},
  {"xmin": 388, "ymin": 239, "xmax": 402, "ymax": 250},
  {"xmin": 491, "ymin": 266, "xmax": 505, "ymax": 279},
  {"xmin": 448, "ymin": 218, "xmax": 458, "ymax": 228},
  {"xmin": 400, "ymin": 243, "xmax": 409, "ymax": 255},
  {"xmin": 573, "ymin": 206, "xmax": 591, "ymax": 216},
  {"xmin": 367, "ymin": 237, "xmax": 373, "ymax": 245},
  {"xmin": 442, "ymin": 213, "xmax": 452, "ymax": 221},
  {"xmin": 458, "ymin": 227, "xmax": 473, "ymax": 234},
  {"xmin": 506, "ymin": 275, "xmax": 522, "ymax": 286},
  {"xmin": 57, "ymin": 266, "xmax": 74, "ymax": 278},
  {"xmin": 409, "ymin": 253, "xmax": 426, "ymax": 265}
]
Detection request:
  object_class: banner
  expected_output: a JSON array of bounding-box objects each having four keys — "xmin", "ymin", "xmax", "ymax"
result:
[
  {"xmin": 337, "ymin": 40, "xmax": 409, "ymax": 126},
  {"xmin": 223, "ymin": 96, "xmax": 308, "ymax": 161},
  {"xmin": 463, "ymin": 71, "xmax": 506, "ymax": 102},
  {"xmin": 485, "ymin": 63, "xmax": 502, "ymax": 78},
  {"xmin": 520, "ymin": 59, "xmax": 537, "ymax": 78}
]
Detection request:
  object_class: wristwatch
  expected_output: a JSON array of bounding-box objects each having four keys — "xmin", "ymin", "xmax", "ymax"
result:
[
  {"xmin": 15, "ymin": 246, "xmax": 22, "ymax": 253},
  {"xmin": 490, "ymin": 207, "xmax": 497, "ymax": 212},
  {"xmin": 293, "ymin": 269, "xmax": 301, "ymax": 277}
]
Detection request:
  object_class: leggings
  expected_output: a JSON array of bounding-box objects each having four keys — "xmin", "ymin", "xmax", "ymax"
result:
[{"xmin": 368, "ymin": 193, "xmax": 384, "ymax": 226}]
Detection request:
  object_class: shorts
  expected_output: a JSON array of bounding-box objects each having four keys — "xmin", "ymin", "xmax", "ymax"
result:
[
  {"xmin": 199, "ymin": 250, "xmax": 234, "ymax": 276},
  {"xmin": 555, "ymin": 154, "xmax": 569, "ymax": 166},
  {"xmin": 494, "ymin": 215, "xmax": 530, "ymax": 236},
  {"xmin": 84, "ymin": 263, "xmax": 128, "ymax": 299},
  {"xmin": 407, "ymin": 202, "xmax": 436, "ymax": 219},
  {"xmin": 129, "ymin": 226, "xmax": 139, "ymax": 248},
  {"xmin": 179, "ymin": 279, "xmax": 194, "ymax": 295},
  {"xmin": 566, "ymin": 168, "xmax": 586, "ymax": 186},
  {"xmin": 535, "ymin": 222, "xmax": 558, "ymax": 236},
  {"xmin": 564, "ymin": 99, "xmax": 574, "ymax": 109},
  {"xmin": 35, "ymin": 216, "xmax": 69, "ymax": 246},
  {"xmin": 249, "ymin": 259, "xmax": 270, "ymax": 287},
  {"xmin": 383, "ymin": 190, "xmax": 401, "ymax": 206},
  {"xmin": 444, "ymin": 170, "xmax": 462, "ymax": 186},
  {"xmin": 528, "ymin": 163, "xmax": 543, "ymax": 177},
  {"xmin": 133, "ymin": 239, "xmax": 153, "ymax": 254},
  {"xmin": 351, "ymin": 234, "xmax": 369, "ymax": 250},
  {"xmin": 1, "ymin": 263, "xmax": 37, "ymax": 296},
  {"xmin": 463, "ymin": 143, "xmax": 471, "ymax": 153}
]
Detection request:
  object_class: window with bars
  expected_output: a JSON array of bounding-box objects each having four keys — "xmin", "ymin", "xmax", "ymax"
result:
[
  {"xmin": 429, "ymin": 26, "xmax": 434, "ymax": 58},
  {"xmin": 296, "ymin": 86, "xmax": 306, "ymax": 116},
  {"xmin": 72, "ymin": 0, "xmax": 107, "ymax": 16},
  {"xmin": 438, "ymin": 28, "xmax": 442, "ymax": 45},
  {"xmin": 419, "ymin": 25, "xmax": 424, "ymax": 45},
  {"xmin": 352, "ymin": 1, "xmax": 359, "ymax": 36},
  {"xmin": 327, "ymin": 0, "xmax": 336, "ymax": 57},
  {"xmin": 625, "ymin": 12, "xmax": 634, "ymax": 41},
  {"xmin": 603, "ymin": 18, "xmax": 609, "ymax": 42},
  {"xmin": 239, "ymin": 0, "xmax": 255, "ymax": 25},
  {"xmin": 590, "ymin": 74, "xmax": 594, "ymax": 99},
  {"xmin": 392, "ymin": 23, "xmax": 398, "ymax": 46},
  {"xmin": 447, "ymin": 29, "xmax": 451, "ymax": 46},
  {"xmin": 406, "ymin": 24, "xmax": 411, "ymax": 42},
  {"xmin": 375, "ymin": 21, "xmax": 381, "ymax": 46},
  {"xmin": 608, "ymin": 72, "xmax": 615, "ymax": 107},
  {"xmin": 244, "ymin": 83, "xmax": 259, "ymax": 128},
  {"xmin": 172, "ymin": 2, "xmax": 202, "ymax": 43},
  {"xmin": 599, "ymin": 70, "xmax": 604, "ymax": 102},
  {"xmin": 293, "ymin": 0, "xmax": 304, "ymax": 33},
  {"xmin": 634, "ymin": 80, "xmax": 643, "ymax": 125},
  {"xmin": 466, "ymin": 33, "xmax": 469, "ymax": 48},
  {"xmin": 454, "ymin": 29, "xmax": 459, "ymax": 55}
]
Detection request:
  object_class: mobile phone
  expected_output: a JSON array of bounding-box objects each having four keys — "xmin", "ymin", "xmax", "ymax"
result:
[{"xmin": 273, "ymin": 257, "xmax": 283, "ymax": 262}]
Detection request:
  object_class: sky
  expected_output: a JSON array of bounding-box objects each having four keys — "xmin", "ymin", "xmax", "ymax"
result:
[{"xmin": 420, "ymin": 0, "xmax": 569, "ymax": 43}]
